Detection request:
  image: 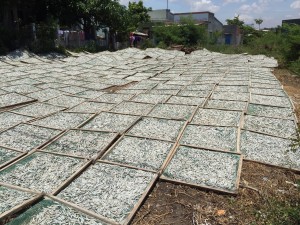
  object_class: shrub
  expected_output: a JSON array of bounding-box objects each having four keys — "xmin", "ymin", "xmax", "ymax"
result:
[
  {"xmin": 157, "ymin": 41, "xmax": 167, "ymax": 49},
  {"xmin": 0, "ymin": 40, "xmax": 8, "ymax": 55},
  {"xmin": 0, "ymin": 27, "xmax": 18, "ymax": 54},
  {"xmin": 68, "ymin": 41, "xmax": 106, "ymax": 53},
  {"xmin": 153, "ymin": 24, "xmax": 183, "ymax": 46},
  {"xmin": 257, "ymin": 199, "xmax": 300, "ymax": 225},
  {"xmin": 29, "ymin": 21, "xmax": 57, "ymax": 54},
  {"xmin": 153, "ymin": 17, "xmax": 207, "ymax": 47},
  {"xmin": 140, "ymin": 39, "xmax": 155, "ymax": 49},
  {"xmin": 289, "ymin": 59, "xmax": 300, "ymax": 75},
  {"xmin": 204, "ymin": 23, "xmax": 300, "ymax": 76}
]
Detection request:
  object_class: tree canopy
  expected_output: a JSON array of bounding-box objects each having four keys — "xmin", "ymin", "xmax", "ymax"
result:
[
  {"xmin": 4, "ymin": 0, "xmax": 151, "ymax": 38},
  {"xmin": 254, "ymin": 18, "xmax": 263, "ymax": 30},
  {"xmin": 226, "ymin": 15, "xmax": 244, "ymax": 29},
  {"xmin": 153, "ymin": 17, "xmax": 207, "ymax": 47},
  {"xmin": 127, "ymin": 1, "xmax": 152, "ymax": 31}
]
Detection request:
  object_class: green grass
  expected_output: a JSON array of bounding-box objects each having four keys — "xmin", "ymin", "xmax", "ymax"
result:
[{"xmin": 255, "ymin": 199, "xmax": 300, "ymax": 225}]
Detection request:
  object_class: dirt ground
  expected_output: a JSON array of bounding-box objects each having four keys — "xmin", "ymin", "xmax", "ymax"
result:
[
  {"xmin": 131, "ymin": 69, "xmax": 300, "ymax": 225},
  {"xmin": 274, "ymin": 68, "xmax": 300, "ymax": 123}
]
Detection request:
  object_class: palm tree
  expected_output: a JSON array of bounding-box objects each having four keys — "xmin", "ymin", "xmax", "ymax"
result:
[{"xmin": 254, "ymin": 18, "xmax": 263, "ymax": 30}]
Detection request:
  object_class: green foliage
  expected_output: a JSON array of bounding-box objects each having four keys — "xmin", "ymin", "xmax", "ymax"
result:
[
  {"xmin": 179, "ymin": 17, "xmax": 207, "ymax": 46},
  {"xmin": 153, "ymin": 17, "xmax": 207, "ymax": 47},
  {"xmin": 255, "ymin": 199, "xmax": 300, "ymax": 225},
  {"xmin": 289, "ymin": 60, "xmax": 300, "ymax": 75},
  {"xmin": 48, "ymin": 0, "xmax": 129, "ymax": 40},
  {"xmin": 69, "ymin": 40, "xmax": 106, "ymax": 53},
  {"xmin": 281, "ymin": 24, "xmax": 300, "ymax": 62},
  {"xmin": 157, "ymin": 41, "xmax": 167, "ymax": 49},
  {"xmin": 153, "ymin": 24, "xmax": 182, "ymax": 46},
  {"xmin": 208, "ymin": 31, "xmax": 222, "ymax": 45},
  {"xmin": 48, "ymin": 0, "xmax": 150, "ymax": 39},
  {"xmin": 253, "ymin": 24, "xmax": 300, "ymax": 74},
  {"xmin": 242, "ymin": 25, "xmax": 259, "ymax": 45},
  {"xmin": 0, "ymin": 27, "xmax": 18, "ymax": 55},
  {"xmin": 207, "ymin": 23, "xmax": 300, "ymax": 75},
  {"xmin": 140, "ymin": 39, "xmax": 155, "ymax": 49},
  {"xmin": 254, "ymin": 18, "xmax": 263, "ymax": 30},
  {"xmin": 226, "ymin": 15, "xmax": 245, "ymax": 29},
  {"xmin": 29, "ymin": 19, "xmax": 58, "ymax": 53},
  {"xmin": 128, "ymin": 1, "xmax": 151, "ymax": 31}
]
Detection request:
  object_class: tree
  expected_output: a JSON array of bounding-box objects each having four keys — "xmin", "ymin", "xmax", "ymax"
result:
[
  {"xmin": 153, "ymin": 17, "xmax": 207, "ymax": 47},
  {"xmin": 281, "ymin": 23, "xmax": 300, "ymax": 62},
  {"xmin": 254, "ymin": 18, "xmax": 263, "ymax": 30},
  {"xmin": 101, "ymin": 2, "xmax": 129, "ymax": 49},
  {"xmin": 127, "ymin": 0, "xmax": 152, "ymax": 31},
  {"xmin": 226, "ymin": 15, "xmax": 244, "ymax": 29},
  {"xmin": 47, "ymin": 0, "xmax": 127, "ymax": 40},
  {"xmin": 179, "ymin": 17, "xmax": 207, "ymax": 46},
  {"xmin": 242, "ymin": 25, "xmax": 258, "ymax": 44}
]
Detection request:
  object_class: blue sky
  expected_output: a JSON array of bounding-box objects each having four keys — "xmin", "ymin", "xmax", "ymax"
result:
[{"xmin": 120, "ymin": 0, "xmax": 300, "ymax": 28}]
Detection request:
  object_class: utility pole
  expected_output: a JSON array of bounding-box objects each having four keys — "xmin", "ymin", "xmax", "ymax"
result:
[{"xmin": 167, "ymin": 0, "xmax": 168, "ymax": 10}]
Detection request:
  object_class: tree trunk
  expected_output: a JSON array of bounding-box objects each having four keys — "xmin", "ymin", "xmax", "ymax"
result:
[
  {"xmin": 83, "ymin": 19, "xmax": 95, "ymax": 40},
  {"xmin": 109, "ymin": 30, "xmax": 116, "ymax": 51}
]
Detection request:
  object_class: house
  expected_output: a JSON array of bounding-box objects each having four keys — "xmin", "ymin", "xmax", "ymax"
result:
[
  {"xmin": 282, "ymin": 19, "xmax": 300, "ymax": 26},
  {"xmin": 223, "ymin": 25, "xmax": 242, "ymax": 46},
  {"xmin": 148, "ymin": 9, "xmax": 174, "ymax": 23},
  {"xmin": 148, "ymin": 9, "xmax": 223, "ymax": 34},
  {"xmin": 149, "ymin": 9, "xmax": 246, "ymax": 46},
  {"xmin": 173, "ymin": 12, "xmax": 223, "ymax": 34}
]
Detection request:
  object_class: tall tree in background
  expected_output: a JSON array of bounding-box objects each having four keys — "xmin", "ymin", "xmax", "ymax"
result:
[
  {"xmin": 3, "ymin": 0, "xmax": 151, "ymax": 38},
  {"xmin": 128, "ymin": 0, "xmax": 152, "ymax": 31},
  {"xmin": 226, "ymin": 15, "xmax": 244, "ymax": 29},
  {"xmin": 1, "ymin": 0, "xmax": 153, "ymax": 51},
  {"xmin": 101, "ymin": 2, "xmax": 129, "ymax": 49},
  {"xmin": 47, "ymin": 0, "xmax": 151, "ymax": 39},
  {"xmin": 48, "ymin": 0, "xmax": 123, "ymax": 39},
  {"xmin": 254, "ymin": 18, "xmax": 263, "ymax": 30}
]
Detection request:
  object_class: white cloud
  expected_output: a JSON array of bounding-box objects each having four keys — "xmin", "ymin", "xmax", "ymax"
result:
[
  {"xmin": 238, "ymin": 14, "xmax": 254, "ymax": 24},
  {"xmin": 291, "ymin": 1, "xmax": 300, "ymax": 9},
  {"xmin": 258, "ymin": 0, "xmax": 269, "ymax": 4},
  {"xmin": 285, "ymin": 14, "xmax": 294, "ymax": 18},
  {"xmin": 238, "ymin": 0, "xmax": 274, "ymax": 14},
  {"xmin": 223, "ymin": 0, "xmax": 246, "ymax": 5},
  {"xmin": 189, "ymin": 0, "xmax": 220, "ymax": 13},
  {"xmin": 235, "ymin": 0, "xmax": 273, "ymax": 24},
  {"xmin": 119, "ymin": 0, "xmax": 130, "ymax": 6},
  {"xmin": 223, "ymin": 0, "xmax": 240, "ymax": 3},
  {"xmin": 238, "ymin": 3, "xmax": 262, "ymax": 14}
]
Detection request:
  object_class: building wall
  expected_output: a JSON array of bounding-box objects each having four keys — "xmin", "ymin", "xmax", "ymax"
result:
[
  {"xmin": 172, "ymin": 12, "xmax": 223, "ymax": 33},
  {"xmin": 149, "ymin": 10, "xmax": 224, "ymax": 39},
  {"xmin": 282, "ymin": 19, "xmax": 300, "ymax": 25},
  {"xmin": 148, "ymin": 9, "xmax": 174, "ymax": 22},
  {"xmin": 223, "ymin": 25, "xmax": 241, "ymax": 46},
  {"xmin": 208, "ymin": 13, "xmax": 223, "ymax": 33},
  {"xmin": 173, "ymin": 13, "xmax": 209, "ymax": 23}
]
